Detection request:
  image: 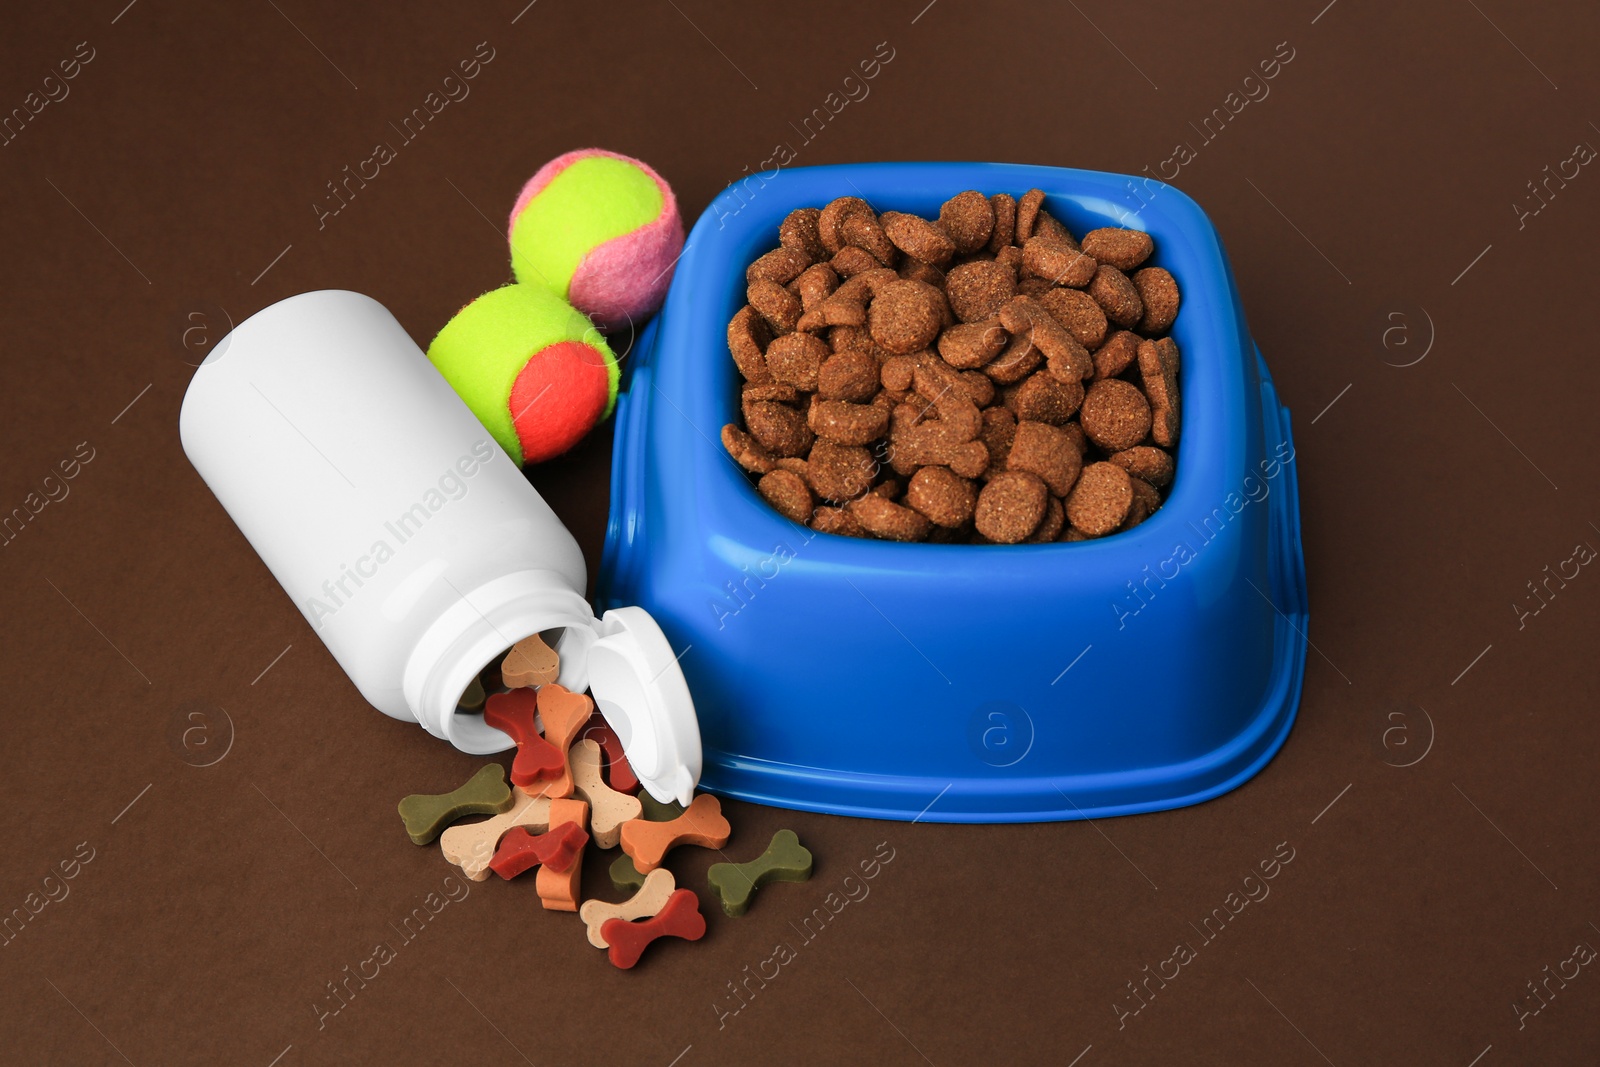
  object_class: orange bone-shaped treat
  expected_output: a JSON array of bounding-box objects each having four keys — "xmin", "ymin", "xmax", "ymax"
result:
[
  {"xmin": 600, "ymin": 888, "xmax": 707, "ymax": 969},
  {"xmin": 483, "ymin": 690, "xmax": 562, "ymax": 789},
  {"xmin": 523, "ymin": 685, "xmax": 593, "ymax": 799},
  {"xmin": 619, "ymin": 794, "xmax": 731, "ymax": 873},
  {"xmin": 535, "ymin": 797, "xmax": 589, "ymax": 912}
]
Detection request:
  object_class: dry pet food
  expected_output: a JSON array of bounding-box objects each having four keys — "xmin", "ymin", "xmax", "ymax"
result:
[{"xmin": 721, "ymin": 189, "xmax": 1183, "ymax": 542}]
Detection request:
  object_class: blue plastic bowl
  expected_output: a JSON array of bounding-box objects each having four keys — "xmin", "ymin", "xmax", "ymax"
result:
[{"xmin": 598, "ymin": 162, "xmax": 1307, "ymax": 823}]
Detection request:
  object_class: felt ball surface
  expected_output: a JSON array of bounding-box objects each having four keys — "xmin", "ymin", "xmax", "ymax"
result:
[
  {"xmin": 508, "ymin": 340, "xmax": 612, "ymax": 464},
  {"xmin": 508, "ymin": 148, "xmax": 684, "ymax": 332},
  {"xmin": 426, "ymin": 283, "xmax": 619, "ymax": 466}
]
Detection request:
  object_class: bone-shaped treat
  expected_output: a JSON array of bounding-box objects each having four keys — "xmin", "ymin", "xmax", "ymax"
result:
[
  {"xmin": 610, "ymin": 853, "xmax": 648, "ymax": 895},
  {"xmin": 490, "ymin": 821, "xmax": 588, "ymax": 880},
  {"xmin": 535, "ymin": 797, "xmax": 589, "ymax": 912},
  {"xmin": 578, "ymin": 716, "xmax": 639, "ymax": 793},
  {"xmin": 502, "ymin": 632, "xmax": 560, "ymax": 688},
  {"xmin": 457, "ymin": 675, "xmax": 487, "ymax": 713},
  {"xmin": 579, "ymin": 867, "xmax": 676, "ymax": 948},
  {"xmin": 601, "ymin": 888, "xmax": 707, "ymax": 969},
  {"xmin": 397, "ymin": 764, "xmax": 514, "ymax": 845},
  {"xmin": 707, "ymin": 829, "xmax": 813, "ymax": 917},
  {"xmin": 523, "ymin": 685, "xmax": 593, "ymax": 799},
  {"xmin": 439, "ymin": 789, "xmax": 553, "ymax": 881},
  {"xmin": 620, "ymin": 793, "xmax": 731, "ymax": 873},
  {"xmin": 571, "ymin": 739, "xmax": 642, "ymax": 849},
  {"xmin": 638, "ymin": 793, "xmax": 685, "ymax": 822},
  {"xmin": 483, "ymin": 690, "xmax": 562, "ymax": 788}
]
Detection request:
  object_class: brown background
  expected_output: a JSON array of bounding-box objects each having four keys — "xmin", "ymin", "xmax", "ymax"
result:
[{"xmin": 2, "ymin": 0, "xmax": 1598, "ymax": 1063}]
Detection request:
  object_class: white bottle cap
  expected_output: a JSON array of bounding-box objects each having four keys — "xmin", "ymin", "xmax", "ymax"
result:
[{"xmin": 586, "ymin": 606, "xmax": 702, "ymax": 806}]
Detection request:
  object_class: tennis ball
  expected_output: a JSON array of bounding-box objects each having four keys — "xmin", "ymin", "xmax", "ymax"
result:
[
  {"xmin": 508, "ymin": 148, "xmax": 684, "ymax": 332},
  {"xmin": 427, "ymin": 283, "xmax": 619, "ymax": 466}
]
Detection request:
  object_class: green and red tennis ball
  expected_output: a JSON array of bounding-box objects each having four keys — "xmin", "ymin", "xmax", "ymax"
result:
[
  {"xmin": 427, "ymin": 283, "xmax": 619, "ymax": 467},
  {"xmin": 508, "ymin": 148, "xmax": 684, "ymax": 332}
]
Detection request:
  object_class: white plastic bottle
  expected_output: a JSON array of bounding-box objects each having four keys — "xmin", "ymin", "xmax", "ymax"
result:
[{"xmin": 178, "ymin": 290, "xmax": 700, "ymax": 803}]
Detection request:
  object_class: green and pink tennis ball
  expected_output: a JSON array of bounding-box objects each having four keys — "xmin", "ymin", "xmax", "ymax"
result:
[
  {"xmin": 426, "ymin": 283, "xmax": 619, "ymax": 467},
  {"xmin": 508, "ymin": 148, "xmax": 684, "ymax": 332}
]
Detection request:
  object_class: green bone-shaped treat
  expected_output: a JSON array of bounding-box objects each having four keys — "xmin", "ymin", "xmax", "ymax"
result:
[
  {"xmin": 398, "ymin": 764, "xmax": 514, "ymax": 845},
  {"xmin": 610, "ymin": 852, "xmax": 648, "ymax": 894},
  {"xmin": 638, "ymin": 793, "xmax": 685, "ymax": 822},
  {"xmin": 707, "ymin": 829, "xmax": 813, "ymax": 917}
]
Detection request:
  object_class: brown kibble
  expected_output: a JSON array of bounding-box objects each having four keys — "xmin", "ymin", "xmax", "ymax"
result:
[
  {"xmin": 758, "ymin": 469, "xmax": 814, "ymax": 524},
  {"xmin": 1138, "ymin": 338, "xmax": 1181, "ymax": 447},
  {"xmin": 1028, "ymin": 495, "xmax": 1066, "ymax": 542},
  {"xmin": 848, "ymin": 493, "xmax": 932, "ymax": 542},
  {"xmin": 764, "ymin": 332, "xmax": 829, "ymax": 391},
  {"xmin": 1011, "ymin": 372, "xmax": 1084, "ymax": 426},
  {"xmin": 747, "ymin": 246, "xmax": 812, "ymax": 285},
  {"xmin": 807, "ymin": 441, "xmax": 877, "ymax": 501},
  {"xmin": 1015, "ymin": 189, "xmax": 1046, "ymax": 243},
  {"xmin": 881, "ymin": 354, "xmax": 917, "ymax": 392},
  {"xmin": 905, "ymin": 465, "xmax": 978, "ymax": 527},
  {"xmin": 994, "ymin": 244, "xmax": 1023, "ymax": 277},
  {"xmin": 1108, "ymin": 445, "xmax": 1174, "ymax": 487},
  {"xmin": 1088, "ymin": 264, "xmax": 1143, "ymax": 328},
  {"xmin": 937, "ymin": 319, "xmax": 1008, "ymax": 369},
  {"xmin": 974, "ymin": 470, "xmax": 1048, "ymax": 543},
  {"xmin": 988, "ymin": 193, "xmax": 1017, "ymax": 252},
  {"xmin": 1032, "ymin": 211, "xmax": 1079, "ymax": 250},
  {"xmin": 1133, "ymin": 267, "xmax": 1181, "ymax": 334},
  {"xmin": 867, "ymin": 279, "xmax": 943, "ymax": 354},
  {"xmin": 830, "ymin": 245, "xmax": 881, "ymax": 278},
  {"xmin": 1061, "ymin": 421, "xmax": 1087, "ymax": 457},
  {"xmin": 841, "ymin": 211, "xmax": 897, "ymax": 266},
  {"xmin": 1119, "ymin": 475, "xmax": 1162, "ymax": 531},
  {"xmin": 796, "ymin": 263, "xmax": 839, "ymax": 310},
  {"xmin": 732, "ymin": 188, "xmax": 1181, "ymax": 543},
  {"xmin": 779, "ymin": 207, "xmax": 827, "ymax": 261},
  {"xmin": 1022, "ymin": 237, "xmax": 1097, "ymax": 288},
  {"xmin": 944, "ymin": 260, "xmax": 1017, "ymax": 323},
  {"xmin": 818, "ymin": 196, "xmax": 874, "ymax": 254},
  {"xmin": 1065, "ymin": 462, "xmax": 1132, "ymax": 537},
  {"xmin": 881, "ymin": 211, "xmax": 956, "ymax": 266},
  {"xmin": 741, "ymin": 382, "xmax": 799, "ymax": 404},
  {"xmin": 898, "ymin": 258, "xmax": 946, "ymax": 288},
  {"xmin": 980, "ymin": 406, "xmax": 1016, "ymax": 470},
  {"xmin": 817, "ymin": 349, "xmax": 881, "ymax": 402},
  {"xmin": 1000, "ymin": 296, "xmax": 1092, "ymax": 379},
  {"xmin": 1007, "ymin": 420, "xmax": 1082, "ymax": 496},
  {"xmin": 743, "ymin": 400, "xmax": 814, "ymax": 457},
  {"xmin": 808, "ymin": 399, "xmax": 891, "ymax": 446},
  {"xmin": 958, "ymin": 370, "xmax": 996, "ymax": 408},
  {"xmin": 1092, "ymin": 330, "xmax": 1140, "ymax": 380},
  {"xmin": 940, "ymin": 191, "xmax": 995, "ymax": 254},
  {"xmin": 983, "ymin": 333, "xmax": 1041, "ymax": 384},
  {"xmin": 748, "ymin": 278, "xmax": 801, "ymax": 333},
  {"xmin": 1079, "ymin": 379, "xmax": 1153, "ymax": 452},
  {"xmin": 1081, "ymin": 228, "xmax": 1153, "ymax": 271},
  {"xmin": 811, "ymin": 506, "xmax": 866, "ymax": 537},
  {"xmin": 728, "ymin": 305, "xmax": 773, "ymax": 383},
  {"xmin": 721, "ymin": 424, "xmax": 776, "ymax": 474},
  {"xmin": 1037, "ymin": 288, "xmax": 1108, "ymax": 349}
]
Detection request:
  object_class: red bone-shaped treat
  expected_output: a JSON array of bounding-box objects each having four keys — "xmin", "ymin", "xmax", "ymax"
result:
[
  {"xmin": 489, "ymin": 821, "xmax": 589, "ymax": 880},
  {"xmin": 579, "ymin": 716, "xmax": 640, "ymax": 793},
  {"xmin": 484, "ymin": 690, "xmax": 563, "ymax": 788},
  {"xmin": 600, "ymin": 888, "xmax": 706, "ymax": 969}
]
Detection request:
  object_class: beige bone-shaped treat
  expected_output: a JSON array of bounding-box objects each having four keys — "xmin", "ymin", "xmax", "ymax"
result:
[
  {"xmin": 439, "ymin": 788, "xmax": 552, "ymax": 881},
  {"xmin": 578, "ymin": 868, "xmax": 676, "ymax": 949},
  {"xmin": 570, "ymin": 739, "xmax": 642, "ymax": 849}
]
